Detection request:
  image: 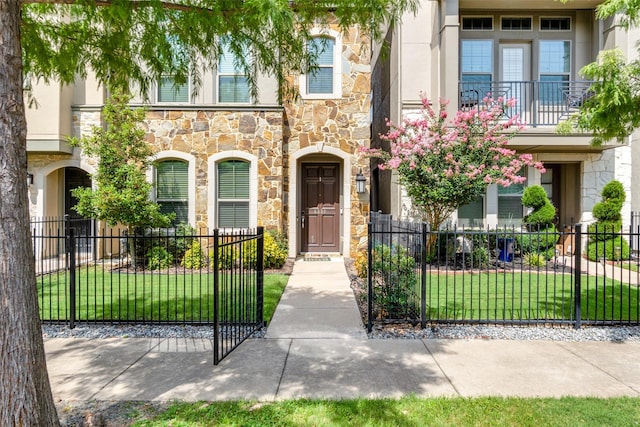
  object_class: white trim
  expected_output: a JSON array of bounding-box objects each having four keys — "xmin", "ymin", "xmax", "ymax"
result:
[
  {"xmin": 152, "ymin": 151, "xmax": 197, "ymax": 226},
  {"xmin": 156, "ymin": 75, "xmax": 192, "ymax": 104},
  {"xmin": 208, "ymin": 151, "xmax": 258, "ymax": 230},
  {"xmin": 299, "ymin": 28, "xmax": 343, "ymax": 100},
  {"xmin": 288, "ymin": 145, "xmax": 351, "ymax": 257}
]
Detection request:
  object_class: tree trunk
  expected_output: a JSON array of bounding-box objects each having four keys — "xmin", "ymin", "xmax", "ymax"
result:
[{"xmin": 0, "ymin": 1, "xmax": 61, "ymax": 425}]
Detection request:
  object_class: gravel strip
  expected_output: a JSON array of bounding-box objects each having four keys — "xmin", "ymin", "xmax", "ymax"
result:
[{"xmin": 43, "ymin": 323, "xmax": 640, "ymax": 342}]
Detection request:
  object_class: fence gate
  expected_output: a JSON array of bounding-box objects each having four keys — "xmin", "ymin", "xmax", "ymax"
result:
[{"xmin": 212, "ymin": 227, "xmax": 265, "ymax": 365}]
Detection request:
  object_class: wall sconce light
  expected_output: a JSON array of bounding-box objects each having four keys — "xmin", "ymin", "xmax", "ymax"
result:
[
  {"xmin": 27, "ymin": 173, "xmax": 34, "ymax": 186},
  {"xmin": 355, "ymin": 170, "xmax": 366, "ymax": 194}
]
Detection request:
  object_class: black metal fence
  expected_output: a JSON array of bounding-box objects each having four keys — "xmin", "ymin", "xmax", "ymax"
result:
[
  {"xmin": 367, "ymin": 212, "xmax": 640, "ymax": 331},
  {"xmin": 32, "ymin": 216, "xmax": 264, "ymax": 364}
]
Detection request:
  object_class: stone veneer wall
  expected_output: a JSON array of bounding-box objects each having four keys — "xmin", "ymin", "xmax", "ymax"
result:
[
  {"xmin": 582, "ymin": 146, "xmax": 633, "ymax": 227},
  {"xmin": 284, "ymin": 20, "xmax": 372, "ymax": 257},
  {"xmin": 143, "ymin": 108, "xmax": 285, "ymax": 231}
]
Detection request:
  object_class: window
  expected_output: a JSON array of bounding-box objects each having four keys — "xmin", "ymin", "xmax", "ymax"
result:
[
  {"xmin": 501, "ymin": 17, "xmax": 532, "ymax": 31},
  {"xmin": 539, "ymin": 40, "xmax": 570, "ymax": 104},
  {"xmin": 541, "ymin": 17, "xmax": 571, "ymax": 31},
  {"xmin": 458, "ymin": 197, "xmax": 484, "ymax": 228},
  {"xmin": 218, "ymin": 42, "xmax": 250, "ymax": 103},
  {"xmin": 307, "ymin": 37, "xmax": 335, "ymax": 95},
  {"xmin": 460, "ymin": 40, "xmax": 493, "ymax": 105},
  {"xmin": 156, "ymin": 160, "xmax": 189, "ymax": 225},
  {"xmin": 462, "ymin": 17, "xmax": 493, "ymax": 31},
  {"xmin": 217, "ymin": 160, "xmax": 249, "ymax": 228},
  {"xmin": 158, "ymin": 76, "xmax": 189, "ymax": 103},
  {"xmin": 498, "ymin": 170, "xmax": 526, "ymax": 227}
]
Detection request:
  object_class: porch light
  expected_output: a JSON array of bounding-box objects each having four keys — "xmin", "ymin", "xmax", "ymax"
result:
[
  {"xmin": 355, "ymin": 170, "xmax": 366, "ymax": 194},
  {"xmin": 27, "ymin": 173, "xmax": 34, "ymax": 186}
]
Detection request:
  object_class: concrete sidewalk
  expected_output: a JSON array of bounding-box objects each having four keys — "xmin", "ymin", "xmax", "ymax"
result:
[{"xmin": 45, "ymin": 258, "xmax": 640, "ymax": 402}]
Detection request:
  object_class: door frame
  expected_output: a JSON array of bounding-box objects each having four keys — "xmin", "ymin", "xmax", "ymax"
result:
[{"xmin": 288, "ymin": 146, "xmax": 353, "ymax": 257}]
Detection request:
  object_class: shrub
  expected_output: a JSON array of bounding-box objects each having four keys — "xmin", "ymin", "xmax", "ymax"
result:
[
  {"xmin": 354, "ymin": 251, "xmax": 368, "ymax": 278},
  {"xmin": 523, "ymin": 252, "xmax": 547, "ymax": 268},
  {"xmin": 521, "ymin": 185, "xmax": 548, "ymax": 209},
  {"xmin": 470, "ymin": 246, "xmax": 489, "ymax": 268},
  {"xmin": 517, "ymin": 226, "xmax": 559, "ymax": 257},
  {"xmin": 587, "ymin": 238, "xmax": 631, "ymax": 261},
  {"xmin": 181, "ymin": 241, "xmax": 205, "ymax": 269},
  {"xmin": 587, "ymin": 180, "xmax": 628, "ymax": 261},
  {"xmin": 240, "ymin": 230, "xmax": 288, "ymax": 269},
  {"xmin": 263, "ymin": 231, "xmax": 288, "ymax": 269},
  {"xmin": 369, "ymin": 243, "xmax": 417, "ymax": 319},
  {"xmin": 522, "ymin": 185, "xmax": 556, "ymax": 228},
  {"xmin": 146, "ymin": 246, "xmax": 173, "ymax": 270},
  {"xmin": 601, "ymin": 180, "xmax": 625, "ymax": 202}
]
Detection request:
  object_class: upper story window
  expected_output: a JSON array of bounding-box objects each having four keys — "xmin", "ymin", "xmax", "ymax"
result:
[
  {"xmin": 462, "ymin": 17, "xmax": 493, "ymax": 31},
  {"xmin": 501, "ymin": 17, "xmax": 532, "ymax": 31},
  {"xmin": 300, "ymin": 31, "xmax": 342, "ymax": 99},
  {"xmin": 539, "ymin": 40, "xmax": 571, "ymax": 104},
  {"xmin": 218, "ymin": 42, "xmax": 250, "ymax": 103},
  {"xmin": 461, "ymin": 40, "xmax": 493, "ymax": 82},
  {"xmin": 541, "ymin": 17, "xmax": 571, "ymax": 31},
  {"xmin": 155, "ymin": 160, "xmax": 189, "ymax": 226},
  {"xmin": 307, "ymin": 37, "xmax": 335, "ymax": 95},
  {"xmin": 217, "ymin": 160, "xmax": 250, "ymax": 228},
  {"xmin": 157, "ymin": 76, "xmax": 189, "ymax": 103}
]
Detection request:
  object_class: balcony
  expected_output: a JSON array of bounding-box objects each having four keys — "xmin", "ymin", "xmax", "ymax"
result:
[{"xmin": 459, "ymin": 80, "xmax": 593, "ymax": 128}]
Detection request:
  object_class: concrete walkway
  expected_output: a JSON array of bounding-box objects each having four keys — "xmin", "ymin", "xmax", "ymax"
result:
[{"xmin": 45, "ymin": 257, "xmax": 640, "ymax": 402}]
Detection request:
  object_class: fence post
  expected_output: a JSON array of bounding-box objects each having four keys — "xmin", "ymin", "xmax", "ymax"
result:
[
  {"xmin": 574, "ymin": 223, "xmax": 582, "ymax": 329},
  {"xmin": 256, "ymin": 226, "xmax": 264, "ymax": 327},
  {"xmin": 421, "ymin": 222, "xmax": 428, "ymax": 329},
  {"xmin": 367, "ymin": 221, "xmax": 373, "ymax": 333},
  {"xmin": 68, "ymin": 227, "xmax": 76, "ymax": 329},
  {"xmin": 213, "ymin": 228, "xmax": 220, "ymax": 364}
]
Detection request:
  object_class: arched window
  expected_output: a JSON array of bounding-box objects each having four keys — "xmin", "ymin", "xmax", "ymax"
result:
[
  {"xmin": 217, "ymin": 160, "xmax": 250, "ymax": 228},
  {"xmin": 155, "ymin": 160, "xmax": 189, "ymax": 225}
]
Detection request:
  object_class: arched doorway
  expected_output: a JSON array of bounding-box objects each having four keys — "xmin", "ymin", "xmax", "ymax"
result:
[{"xmin": 64, "ymin": 167, "xmax": 94, "ymax": 254}]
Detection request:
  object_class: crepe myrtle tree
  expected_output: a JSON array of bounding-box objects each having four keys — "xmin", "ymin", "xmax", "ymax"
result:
[
  {"xmin": 363, "ymin": 95, "xmax": 545, "ymax": 250},
  {"xmin": 0, "ymin": 1, "xmax": 419, "ymax": 425}
]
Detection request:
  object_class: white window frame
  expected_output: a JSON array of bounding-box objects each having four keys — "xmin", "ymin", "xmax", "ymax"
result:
[
  {"xmin": 149, "ymin": 151, "xmax": 196, "ymax": 226},
  {"xmin": 299, "ymin": 29, "xmax": 342, "ymax": 100},
  {"xmin": 208, "ymin": 151, "xmax": 258, "ymax": 230}
]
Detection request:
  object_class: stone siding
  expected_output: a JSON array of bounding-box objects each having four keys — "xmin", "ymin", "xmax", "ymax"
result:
[{"xmin": 143, "ymin": 109, "xmax": 285, "ymax": 230}]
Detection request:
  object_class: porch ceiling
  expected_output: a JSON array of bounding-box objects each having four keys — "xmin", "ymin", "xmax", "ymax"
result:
[{"xmin": 460, "ymin": 0, "xmax": 602, "ymax": 10}]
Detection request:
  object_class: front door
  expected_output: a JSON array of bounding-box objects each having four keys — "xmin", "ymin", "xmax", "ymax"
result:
[{"xmin": 301, "ymin": 163, "xmax": 340, "ymax": 252}]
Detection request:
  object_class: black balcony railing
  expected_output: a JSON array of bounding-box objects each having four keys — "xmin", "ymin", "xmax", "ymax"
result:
[{"xmin": 459, "ymin": 80, "xmax": 593, "ymax": 127}]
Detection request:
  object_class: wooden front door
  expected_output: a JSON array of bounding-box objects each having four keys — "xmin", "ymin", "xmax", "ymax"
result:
[{"xmin": 301, "ymin": 164, "xmax": 340, "ymax": 252}]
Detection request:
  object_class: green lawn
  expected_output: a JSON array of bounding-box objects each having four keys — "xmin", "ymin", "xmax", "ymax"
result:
[
  {"xmin": 125, "ymin": 396, "xmax": 640, "ymax": 426},
  {"xmin": 379, "ymin": 270, "xmax": 640, "ymax": 323},
  {"xmin": 38, "ymin": 268, "xmax": 288, "ymax": 324}
]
